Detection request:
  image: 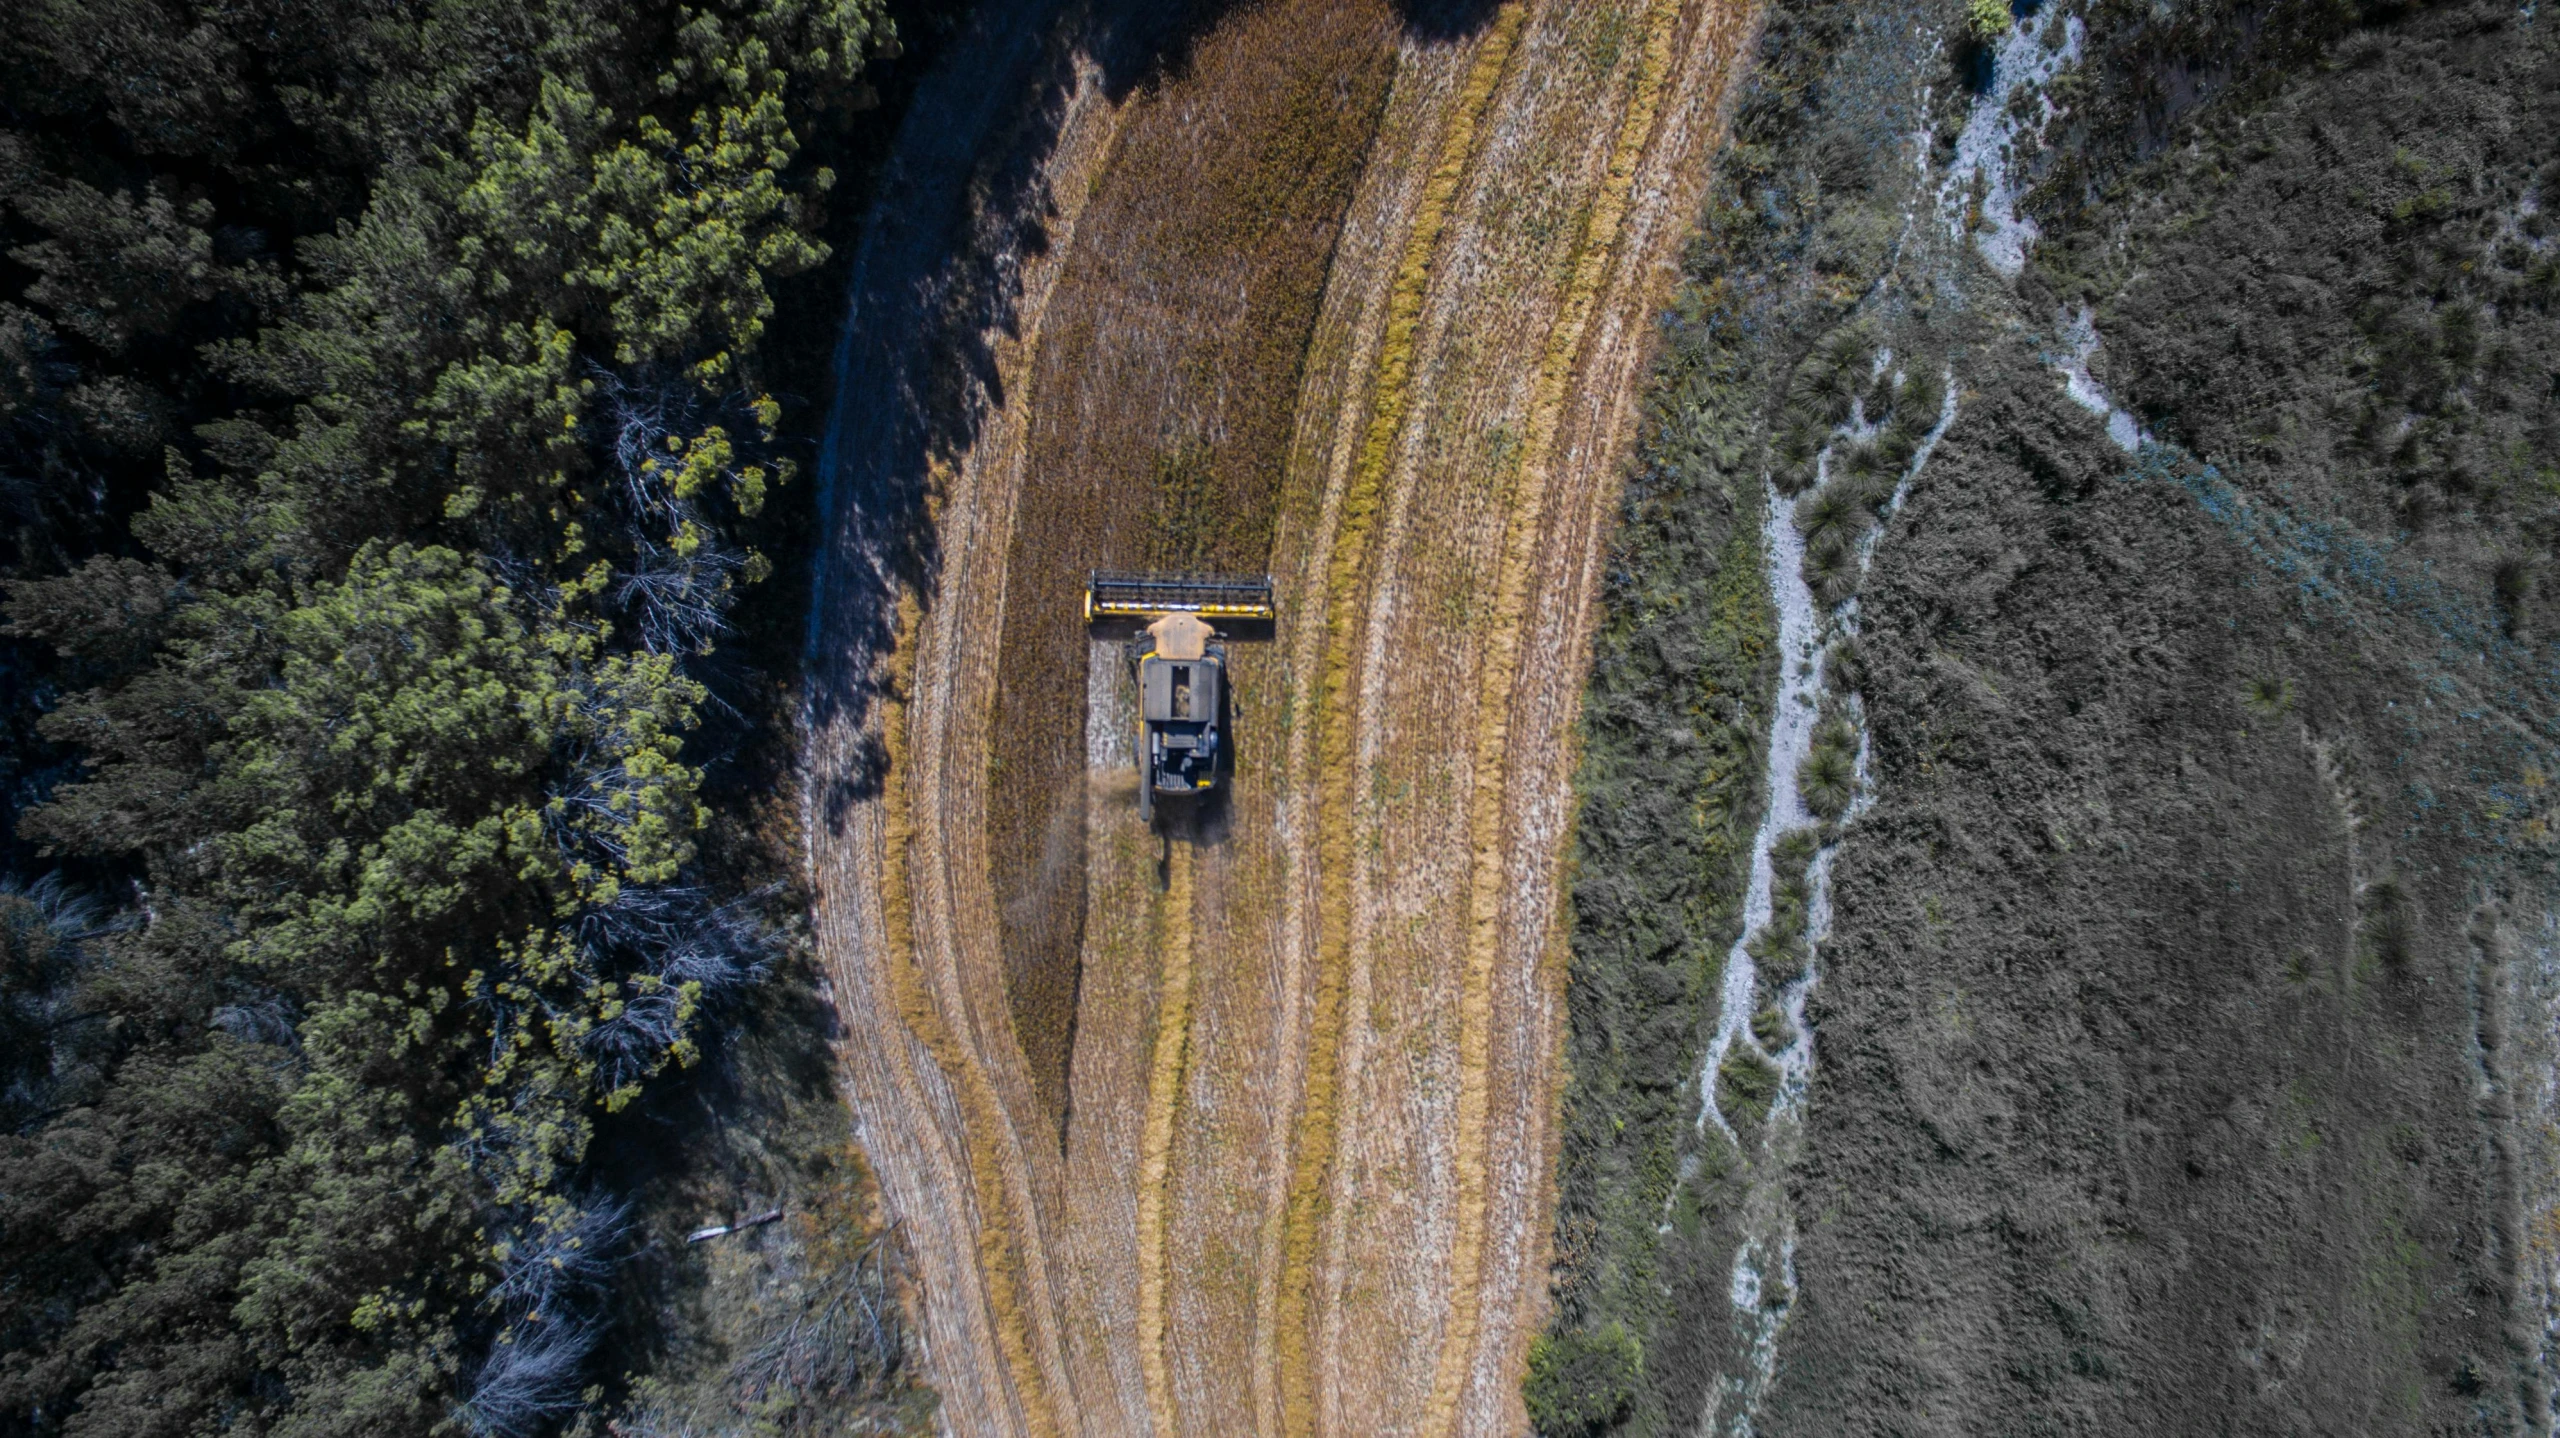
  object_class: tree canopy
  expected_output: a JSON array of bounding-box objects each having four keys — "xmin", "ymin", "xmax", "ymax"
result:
[{"xmin": 0, "ymin": 0, "xmax": 891, "ymax": 1432}]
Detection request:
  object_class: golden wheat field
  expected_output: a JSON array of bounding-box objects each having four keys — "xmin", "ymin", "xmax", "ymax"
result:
[{"xmin": 803, "ymin": 1, "xmax": 1756, "ymax": 1431}]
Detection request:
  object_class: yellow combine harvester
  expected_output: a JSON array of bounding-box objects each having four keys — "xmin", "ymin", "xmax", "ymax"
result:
[{"xmin": 1087, "ymin": 571, "xmax": 1275, "ymax": 821}]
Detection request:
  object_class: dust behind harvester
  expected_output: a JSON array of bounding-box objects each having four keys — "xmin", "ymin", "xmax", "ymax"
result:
[{"xmin": 1087, "ymin": 570, "xmax": 1275, "ymax": 822}]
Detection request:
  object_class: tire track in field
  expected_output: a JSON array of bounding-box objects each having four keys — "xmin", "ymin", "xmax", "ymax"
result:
[
  {"xmin": 873, "ymin": 584, "xmax": 1061, "ymax": 1438},
  {"xmin": 891, "ymin": 103, "xmax": 1134, "ymax": 1436},
  {"xmin": 1269, "ymin": 13, "xmax": 1531, "ymax": 1436},
  {"xmin": 808, "ymin": 1, "xmax": 1755, "ymax": 1431},
  {"xmin": 852, "ymin": 587, "xmax": 1052, "ymax": 1438}
]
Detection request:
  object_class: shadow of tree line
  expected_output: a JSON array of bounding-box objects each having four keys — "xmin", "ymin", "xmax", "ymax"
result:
[{"xmin": 800, "ymin": 0, "xmax": 1497, "ymax": 832}]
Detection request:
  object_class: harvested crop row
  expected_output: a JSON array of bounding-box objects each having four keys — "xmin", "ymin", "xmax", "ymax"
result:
[
  {"xmin": 1235, "ymin": 31, "xmax": 1487, "ymax": 1431},
  {"xmin": 1136, "ymin": 839, "xmax": 1198, "ymax": 1431},
  {"xmin": 1276, "ymin": 3, "xmax": 1752, "ymax": 1430},
  {"xmin": 1273, "ymin": 11, "xmax": 1533, "ymax": 1435},
  {"xmin": 805, "ymin": 0, "xmax": 1754, "ymax": 1433},
  {"xmin": 873, "ymin": 585, "xmax": 1061, "ymax": 1438},
  {"xmin": 1427, "ymin": 0, "xmax": 1689, "ymax": 1424}
]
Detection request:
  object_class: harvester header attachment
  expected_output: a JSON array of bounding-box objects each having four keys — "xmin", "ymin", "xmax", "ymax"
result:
[{"xmin": 1085, "ymin": 570, "xmax": 1275, "ymax": 623}]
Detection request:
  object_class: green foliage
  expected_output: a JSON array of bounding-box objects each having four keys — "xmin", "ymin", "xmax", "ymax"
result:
[
  {"xmin": 1545, "ymin": 266, "xmax": 1778, "ymax": 1430},
  {"xmin": 0, "ymin": 0, "xmax": 895, "ymax": 1430},
  {"xmin": 1539, "ymin": 0, "xmax": 1910, "ymax": 1417},
  {"xmin": 1968, "ymin": 0, "xmax": 2013, "ymax": 41},
  {"xmin": 1795, "ymin": 486, "xmax": 1864, "ymax": 550},
  {"xmin": 2241, "ymin": 673, "xmax": 2295, "ymax": 717},
  {"xmin": 1804, "ymin": 531, "xmax": 1859, "ymax": 608},
  {"xmin": 1799, "ymin": 719, "xmax": 1859, "ymax": 821},
  {"xmin": 1524, "ymin": 1323, "xmax": 1644, "ymax": 1438},
  {"xmin": 10, "ymin": 179, "xmax": 239, "ymax": 354},
  {"xmin": 1749, "ymin": 1003, "xmax": 1792, "ymax": 1052},
  {"xmin": 2360, "ymin": 876, "xmax": 2416, "ymax": 975},
  {"xmin": 1716, "ymin": 1045, "xmax": 1782, "ymax": 1131}
]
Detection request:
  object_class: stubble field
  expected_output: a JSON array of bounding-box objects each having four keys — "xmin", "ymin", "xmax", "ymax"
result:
[{"xmin": 801, "ymin": 2, "xmax": 1755, "ymax": 1431}]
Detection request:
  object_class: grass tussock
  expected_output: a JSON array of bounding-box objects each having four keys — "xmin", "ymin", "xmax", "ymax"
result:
[
  {"xmin": 1716, "ymin": 1044, "xmax": 1782, "ymax": 1134},
  {"xmin": 1750, "ymin": 1004, "xmax": 1793, "ymax": 1052},
  {"xmin": 1522, "ymin": 1321, "xmax": 1644, "ymax": 1437},
  {"xmin": 2359, "ymin": 875, "xmax": 2417, "ymax": 978},
  {"xmin": 1797, "ymin": 486, "xmax": 1866, "ymax": 549},
  {"xmin": 1804, "ymin": 534, "xmax": 1860, "ymax": 609},
  {"xmin": 1799, "ymin": 719, "xmax": 1860, "ymax": 822},
  {"xmin": 2242, "ymin": 673, "xmax": 2296, "ymax": 717}
]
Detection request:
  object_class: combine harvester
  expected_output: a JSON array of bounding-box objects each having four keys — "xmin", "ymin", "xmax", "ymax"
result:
[{"xmin": 1086, "ymin": 570, "xmax": 1275, "ymax": 822}]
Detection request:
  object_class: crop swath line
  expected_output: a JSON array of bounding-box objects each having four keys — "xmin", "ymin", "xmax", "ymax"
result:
[
  {"xmin": 1137, "ymin": 839, "xmax": 1200, "ymax": 1432},
  {"xmin": 1425, "ymin": 0, "xmax": 1690, "ymax": 1428},
  {"xmin": 1274, "ymin": 8, "xmax": 1532, "ymax": 1434},
  {"xmin": 871, "ymin": 586, "xmax": 1062, "ymax": 1438},
  {"xmin": 1248, "ymin": 98, "xmax": 1425, "ymax": 1427},
  {"xmin": 882, "ymin": 63, "xmax": 1144, "ymax": 1433}
]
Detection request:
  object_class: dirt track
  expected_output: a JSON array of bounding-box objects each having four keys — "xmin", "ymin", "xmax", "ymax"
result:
[{"xmin": 803, "ymin": 2, "xmax": 1755, "ymax": 1432}]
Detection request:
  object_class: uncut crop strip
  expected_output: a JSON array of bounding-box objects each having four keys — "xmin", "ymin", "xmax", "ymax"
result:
[
  {"xmin": 1269, "ymin": 10, "xmax": 1532, "ymax": 1434},
  {"xmin": 1423, "ymin": 0, "xmax": 1688, "ymax": 1428}
]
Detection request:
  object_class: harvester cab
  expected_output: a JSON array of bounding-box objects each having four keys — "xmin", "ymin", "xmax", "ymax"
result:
[{"xmin": 1086, "ymin": 571, "xmax": 1275, "ymax": 822}]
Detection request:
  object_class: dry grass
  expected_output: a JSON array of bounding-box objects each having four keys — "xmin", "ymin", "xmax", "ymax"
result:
[{"xmin": 984, "ymin": 0, "xmax": 1402, "ymax": 1127}]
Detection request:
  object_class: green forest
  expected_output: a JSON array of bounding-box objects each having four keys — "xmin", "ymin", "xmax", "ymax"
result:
[{"xmin": 0, "ymin": 0, "xmax": 928, "ymax": 1432}]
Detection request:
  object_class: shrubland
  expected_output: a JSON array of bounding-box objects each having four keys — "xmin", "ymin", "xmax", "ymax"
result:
[{"xmin": 1538, "ymin": 0, "xmax": 2560, "ymax": 1429}]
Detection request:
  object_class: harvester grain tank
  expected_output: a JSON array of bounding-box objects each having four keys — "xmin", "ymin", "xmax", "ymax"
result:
[{"xmin": 1086, "ymin": 570, "xmax": 1275, "ymax": 821}]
